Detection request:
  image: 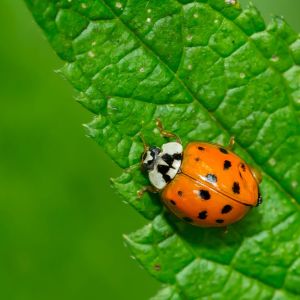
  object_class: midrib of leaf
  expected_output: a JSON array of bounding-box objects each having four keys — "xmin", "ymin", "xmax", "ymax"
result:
[{"xmin": 100, "ymin": 0, "xmax": 300, "ymax": 209}]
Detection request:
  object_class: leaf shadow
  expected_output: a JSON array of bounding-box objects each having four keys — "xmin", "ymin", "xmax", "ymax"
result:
[{"xmin": 162, "ymin": 207, "xmax": 264, "ymax": 265}]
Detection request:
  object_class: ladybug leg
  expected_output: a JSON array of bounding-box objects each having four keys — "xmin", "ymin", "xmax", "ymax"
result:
[
  {"xmin": 227, "ymin": 136, "xmax": 235, "ymax": 150},
  {"xmin": 137, "ymin": 185, "xmax": 160, "ymax": 198},
  {"xmin": 249, "ymin": 165, "xmax": 263, "ymax": 184},
  {"xmin": 156, "ymin": 119, "xmax": 182, "ymax": 144}
]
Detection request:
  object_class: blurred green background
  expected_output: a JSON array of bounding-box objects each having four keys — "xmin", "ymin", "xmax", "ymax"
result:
[{"xmin": 0, "ymin": 1, "xmax": 299, "ymax": 299}]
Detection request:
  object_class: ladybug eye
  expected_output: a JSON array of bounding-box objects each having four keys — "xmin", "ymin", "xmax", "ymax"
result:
[{"xmin": 150, "ymin": 146, "xmax": 161, "ymax": 155}]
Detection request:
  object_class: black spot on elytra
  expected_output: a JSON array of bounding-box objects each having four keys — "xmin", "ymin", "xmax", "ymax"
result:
[
  {"xmin": 205, "ymin": 174, "xmax": 217, "ymax": 184},
  {"xmin": 198, "ymin": 146, "xmax": 205, "ymax": 151},
  {"xmin": 216, "ymin": 219, "xmax": 224, "ymax": 224},
  {"xmin": 219, "ymin": 147, "xmax": 228, "ymax": 154},
  {"xmin": 232, "ymin": 182, "xmax": 240, "ymax": 194},
  {"xmin": 224, "ymin": 160, "xmax": 232, "ymax": 170},
  {"xmin": 177, "ymin": 191, "xmax": 183, "ymax": 197},
  {"xmin": 198, "ymin": 210, "xmax": 208, "ymax": 220},
  {"xmin": 241, "ymin": 163, "xmax": 246, "ymax": 171},
  {"xmin": 182, "ymin": 217, "xmax": 193, "ymax": 223},
  {"xmin": 161, "ymin": 153, "xmax": 174, "ymax": 167},
  {"xmin": 222, "ymin": 205, "xmax": 232, "ymax": 214},
  {"xmin": 256, "ymin": 192, "xmax": 263, "ymax": 207},
  {"xmin": 195, "ymin": 157, "xmax": 200, "ymax": 162},
  {"xmin": 170, "ymin": 200, "xmax": 176, "ymax": 206},
  {"xmin": 199, "ymin": 189, "xmax": 211, "ymax": 200}
]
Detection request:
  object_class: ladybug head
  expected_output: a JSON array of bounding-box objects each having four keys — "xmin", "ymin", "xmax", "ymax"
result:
[
  {"xmin": 140, "ymin": 142, "xmax": 183, "ymax": 190},
  {"xmin": 141, "ymin": 146, "xmax": 161, "ymax": 172}
]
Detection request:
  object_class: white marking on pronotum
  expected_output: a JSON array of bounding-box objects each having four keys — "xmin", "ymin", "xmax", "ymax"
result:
[
  {"xmin": 149, "ymin": 171, "xmax": 165, "ymax": 190},
  {"xmin": 161, "ymin": 142, "xmax": 183, "ymax": 156}
]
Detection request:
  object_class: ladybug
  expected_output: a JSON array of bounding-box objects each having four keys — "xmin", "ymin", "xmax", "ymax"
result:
[{"xmin": 139, "ymin": 120, "xmax": 262, "ymax": 227}]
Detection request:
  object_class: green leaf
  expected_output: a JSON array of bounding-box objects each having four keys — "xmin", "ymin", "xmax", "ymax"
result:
[{"xmin": 25, "ymin": 0, "xmax": 300, "ymax": 298}]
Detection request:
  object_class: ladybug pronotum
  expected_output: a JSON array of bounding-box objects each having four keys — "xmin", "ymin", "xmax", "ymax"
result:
[{"xmin": 139, "ymin": 120, "xmax": 262, "ymax": 227}]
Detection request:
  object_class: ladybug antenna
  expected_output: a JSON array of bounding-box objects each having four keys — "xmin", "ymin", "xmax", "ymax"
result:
[
  {"xmin": 139, "ymin": 133, "xmax": 149, "ymax": 152},
  {"xmin": 156, "ymin": 118, "xmax": 182, "ymax": 144},
  {"xmin": 228, "ymin": 136, "xmax": 235, "ymax": 150}
]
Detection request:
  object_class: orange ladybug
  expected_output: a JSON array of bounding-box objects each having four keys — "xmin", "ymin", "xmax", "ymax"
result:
[{"xmin": 140, "ymin": 120, "xmax": 262, "ymax": 227}]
